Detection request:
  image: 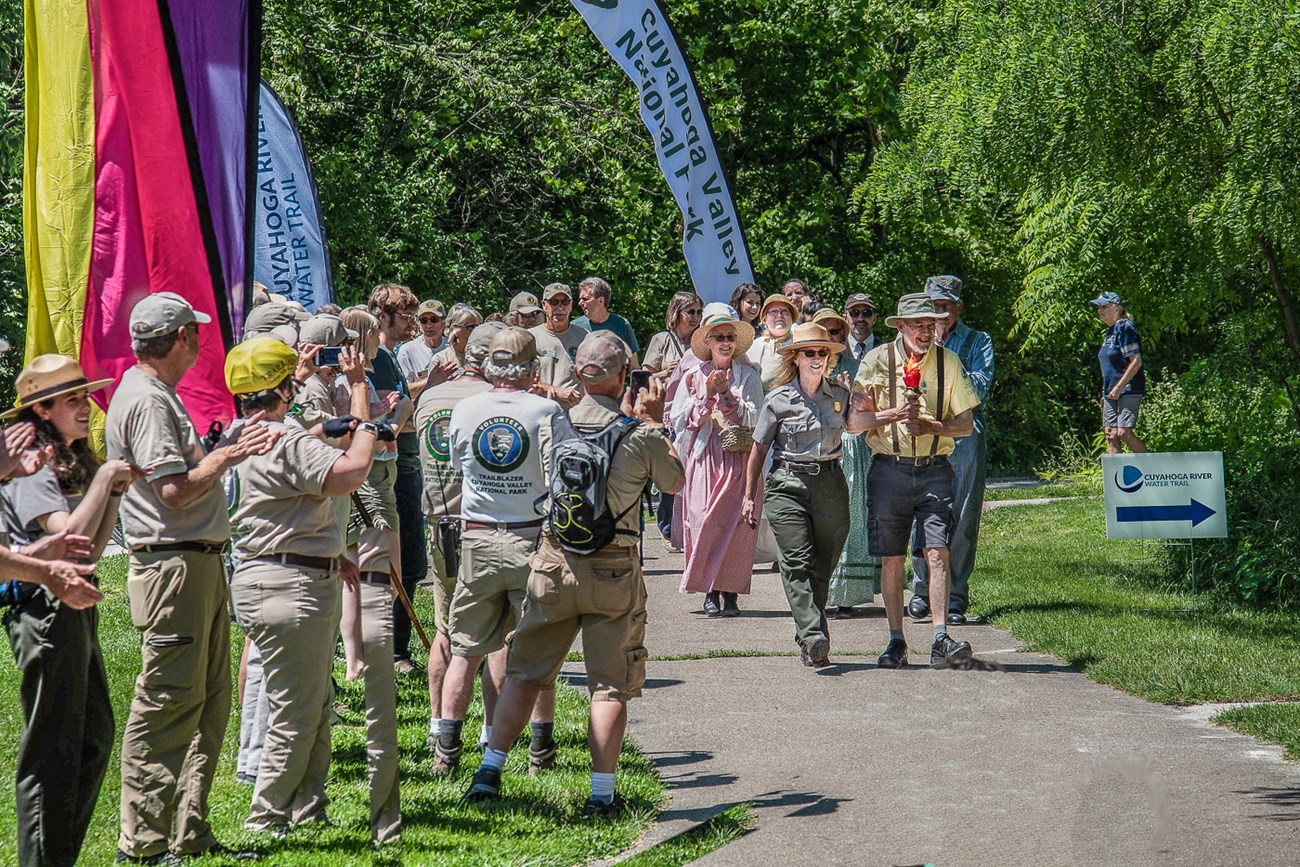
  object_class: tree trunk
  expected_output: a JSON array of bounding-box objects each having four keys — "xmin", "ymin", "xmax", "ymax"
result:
[{"xmin": 1259, "ymin": 235, "xmax": 1300, "ymax": 365}]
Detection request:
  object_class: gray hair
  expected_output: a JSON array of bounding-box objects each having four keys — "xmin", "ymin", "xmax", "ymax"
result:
[
  {"xmin": 132, "ymin": 329, "xmax": 183, "ymax": 360},
  {"xmin": 482, "ymin": 358, "xmax": 537, "ymax": 386},
  {"xmin": 577, "ymin": 276, "xmax": 611, "ymax": 302}
]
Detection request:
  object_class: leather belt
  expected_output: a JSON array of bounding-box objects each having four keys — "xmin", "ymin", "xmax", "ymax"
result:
[
  {"xmin": 132, "ymin": 541, "xmax": 225, "ymax": 555},
  {"xmin": 463, "ymin": 519, "xmax": 544, "ymax": 532},
  {"xmin": 876, "ymin": 454, "xmax": 950, "ymax": 468},
  {"xmin": 773, "ymin": 459, "xmax": 841, "ymax": 476},
  {"xmin": 250, "ymin": 552, "xmax": 338, "ymax": 572},
  {"xmin": 358, "ymin": 571, "xmax": 390, "ymax": 585}
]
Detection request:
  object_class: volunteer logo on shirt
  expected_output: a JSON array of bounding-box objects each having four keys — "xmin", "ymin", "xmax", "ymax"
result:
[
  {"xmin": 472, "ymin": 417, "xmax": 530, "ymax": 473},
  {"xmin": 424, "ymin": 409, "xmax": 453, "ymax": 463},
  {"xmin": 223, "ymin": 469, "xmax": 241, "ymax": 517}
]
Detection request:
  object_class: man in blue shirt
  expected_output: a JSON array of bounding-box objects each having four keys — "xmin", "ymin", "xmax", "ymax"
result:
[
  {"xmin": 908, "ymin": 276, "xmax": 994, "ymax": 625},
  {"xmin": 573, "ymin": 276, "xmax": 639, "ymax": 368}
]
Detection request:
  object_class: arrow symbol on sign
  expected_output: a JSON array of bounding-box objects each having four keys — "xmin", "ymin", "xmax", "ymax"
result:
[{"xmin": 1116, "ymin": 499, "xmax": 1217, "ymax": 527}]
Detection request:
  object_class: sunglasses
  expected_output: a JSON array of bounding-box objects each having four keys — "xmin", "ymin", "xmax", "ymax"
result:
[
  {"xmin": 825, "ymin": 329, "xmax": 846, "ymax": 338},
  {"xmin": 710, "ymin": 333, "xmax": 737, "ymax": 343},
  {"xmin": 419, "ymin": 316, "xmax": 444, "ymax": 325},
  {"xmin": 848, "ymin": 309, "xmax": 875, "ymax": 318},
  {"xmin": 546, "ymin": 298, "xmax": 571, "ymax": 307},
  {"xmin": 799, "ymin": 349, "xmax": 830, "ymax": 358},
  {"xmin": 683, "ymin": 308, "xmax": 703, "ymax": 316}
]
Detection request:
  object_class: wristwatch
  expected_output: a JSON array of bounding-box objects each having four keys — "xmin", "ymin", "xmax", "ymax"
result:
[{"xmin": 357, "ymin": 421, "xmax": 381, "ymax": 435}]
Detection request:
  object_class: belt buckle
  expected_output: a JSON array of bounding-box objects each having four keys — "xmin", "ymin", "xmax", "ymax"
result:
[{"xmin": 806, "ymin": 462, "xmax": 822, "ymax": 476}]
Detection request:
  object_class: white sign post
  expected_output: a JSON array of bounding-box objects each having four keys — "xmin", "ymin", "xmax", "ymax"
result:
[{"xmin": 1102, "ymin": 451, "xmax": 1228, "ymax": 540}]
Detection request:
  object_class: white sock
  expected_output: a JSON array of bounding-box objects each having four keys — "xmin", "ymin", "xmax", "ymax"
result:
[
  {"xmin": 590, "ymin": 771, "xmax": 616, "ymax": 803},
  {"xmin": 429, "ymin": 717, "xmax": 442, "ymax": 737},
  {"xmin": 480, "ymin": 724, "xmax": 492, "ymax": 745},
  {"xmin": 481, "ymin": 748, "xmax": 508, "ymax": 771}
]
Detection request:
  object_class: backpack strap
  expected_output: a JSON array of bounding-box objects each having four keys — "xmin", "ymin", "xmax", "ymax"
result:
[
  {"xmin": 888, "ymin": 340, "xmax": 900, "ymax": 455},
  {"xmin": 930, "ymin": 347, "xmax": 945, "ymax": 457},
  {"xmin": 589, "ymin": 416, "xmax": 642, "ymax": 537}
]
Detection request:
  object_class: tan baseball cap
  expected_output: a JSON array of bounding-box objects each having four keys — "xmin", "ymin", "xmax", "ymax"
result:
[
  {"xmin": 300, "ymin": 313, "xmax": 358, "ymax": 347},
  {"xmin": 465, "ymin": 321, "xmax": 507, "ymax": 368},
  {"xmin": 509, "ymin": 291, "xmax": 542, "ymax": 315},
  {"xmin": 418, "ymin": 299, "xmax": 446, "ymax": 318},
  {"xmin": 542, "ymin": 283, "xmax": 571, "ymax": 301},
  {"xmin": 487, "ymin": 326, "xmax": 538, "ymax": 367},
  {"xmin": 129, "ymin": 292, "xmax": 212, "ymax": 338},
  {"xmin": 574, "ymin": 331, "xmax": 629, "ymax": 383}
]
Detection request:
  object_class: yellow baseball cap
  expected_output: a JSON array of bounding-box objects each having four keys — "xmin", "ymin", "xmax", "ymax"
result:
[{"xmin": 225, "ymin": 336, "xmax": 299, "ymax": 395}]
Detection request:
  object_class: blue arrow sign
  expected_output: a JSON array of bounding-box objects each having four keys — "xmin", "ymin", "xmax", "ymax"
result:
[{"xmin": 1116, "ymin": 499, "xmax": 1217, "ymax": 527}]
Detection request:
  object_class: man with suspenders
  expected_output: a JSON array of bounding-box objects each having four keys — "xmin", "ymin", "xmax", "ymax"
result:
[{"xmin": 847, "ymin": 292, "xmax": 981, "ymax": 668}]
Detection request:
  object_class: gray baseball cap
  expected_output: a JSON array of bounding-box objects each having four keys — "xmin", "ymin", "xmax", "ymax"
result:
[
  {"xmin": 574, "ymin": 331, "xmax": 629, "ymax": 383},
  {"xmin": 129, "ymin": 292, "xmax": 212, "ymax": 338},
  {"xmin": 299, "ymin": 313, "xmax": 358, "ymax": 347},
  {"xmin": 924, "ymin": 275, "xmax": 963, "ymax": 302},
  {"xmin": 244, "ymin": 302, "xmax": 310, "ymax": 338}
]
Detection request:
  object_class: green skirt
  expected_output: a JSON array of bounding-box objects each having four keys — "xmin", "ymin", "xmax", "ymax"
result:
[{"xmin": 827, "ymin": 432, "xmax": 880, "ymax": 606}]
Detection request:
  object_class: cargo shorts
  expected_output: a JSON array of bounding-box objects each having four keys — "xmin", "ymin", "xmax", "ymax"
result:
[
  {"xmin": 447, "ymin": 526, "xmax": 539, "ymax": 657},
  {"xmin": 866, "ymin": 456, "xmax": 954, "ymax": 557},
  {"xmin": 506, "ymin": 536, "xmax": 649, "ymax": 702}
]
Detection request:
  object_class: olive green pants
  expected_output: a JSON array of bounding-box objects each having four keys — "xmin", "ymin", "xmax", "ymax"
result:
[
  {"xmin": 6, "ymin": 592, "xmax": 113, "ymax": 867},
  {"xmin": 765, "ymin": 466, "xmax": 850, "ymax": 646}
]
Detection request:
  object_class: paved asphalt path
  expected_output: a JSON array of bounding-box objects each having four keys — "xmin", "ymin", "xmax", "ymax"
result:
[{"xmin": 582, "ymin": 536, "xmax": 1300, "ymax": 867}]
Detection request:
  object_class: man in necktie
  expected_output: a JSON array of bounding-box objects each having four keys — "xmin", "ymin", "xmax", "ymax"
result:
[
  {"xmin": 845, "ymin": 294, "xmax": 877, "ymax": 361},
  {"xmin": 907, "ymin": 276, "xmax": 994, "ymax": 625}
]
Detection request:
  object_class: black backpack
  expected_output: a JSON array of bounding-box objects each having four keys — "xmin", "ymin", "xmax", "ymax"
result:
[{"xmin": 547, "ymin": 416, "xmax": 640, "ymax": 554}]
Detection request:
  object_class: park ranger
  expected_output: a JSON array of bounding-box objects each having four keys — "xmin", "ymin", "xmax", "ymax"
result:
[
  {"xmin": 224, "ymin": 337, "xmax": 378, "ymax": 837},
  {"xmin": 465, "ymin": 330, "xmax": 684, "ymax": 815},
  {"xmin": 108, "ymin": 292, "xmax": 271, "ymax": 862}
]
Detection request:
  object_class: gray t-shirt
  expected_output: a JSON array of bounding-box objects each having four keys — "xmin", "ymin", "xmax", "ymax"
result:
[
  {"xmin": 1, "ymin": 465, "xmax": 81, "ymax": 548},
  {"xmin": 229, "ymin": 420, "xmax": 344, "ymax": 559},
  {"xmin": 106, "ymin": 366, "xmax": 230, "ymax": 546},
  {"xmin": 415, "ymin": 374, "xmax": 493, "ymax": 519},
  {"xmin": 449, "ymin": 389, "xmax": 572, "ymax": 524},
  {"xmin": 531, "ymin": 323, "xmax": 588, "ymax": 361},
  {"xmin": 397, "ymin": 337, "xmax": 445, "ymax": 381},
  {"xmin": 532, "ymin": 328, "xmax": 580, "ymax": 391},
  {"xmin": 294, "ymin": 374, "xmax": 336, "ymax": 430}
]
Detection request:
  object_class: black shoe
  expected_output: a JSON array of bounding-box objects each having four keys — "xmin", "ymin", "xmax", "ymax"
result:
[
  {"xmin": 703, "ymin": 592, "xmax": 721, "ymax": 617},
  {"xmin": 907, "ymin": 595, "xmax": 930, "ymax": 620},
  {"xmin": 188, "ymin": 844, "xmax": 262, "ymax": 861},
  {"xmin": 803, "ymin": 636, "xmax": 830, "ymax": 667},
  {"xmin": 432, "ymin": 739, "xmax": 462, "ymax": 775},
  {"xmin": 581, "ymin": 793, "xmax": 624, "ymax": 819},
  {"xmin": 833, "ymin": 606, "xmax": 858, "ymax": 620},
  {"xmin": 115, "ymin": 852, "xmax": 179, "ymax": 866},
  {"xmin": 720, "ymin": 592, "xmax": 740, "ymax": 617},
  {"xmin": 877, "ymin": 637, "xmax": 908, "ymax": 669},
  {"xmin": 528, "ymin": 741, "xmax": 558, "ymax": 775},
  {"xmin": 465, "ymin": 766, "xmax": 502, "ymax": 802},
  {"xmin": 946, "ymin": 611, "xmax": 967, "ymax": 626},
  {"xmin": 931, "ymin": 634, "xmax": 973, "ymax": 668}
]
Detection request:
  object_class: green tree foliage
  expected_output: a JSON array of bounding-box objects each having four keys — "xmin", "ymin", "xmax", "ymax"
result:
[{"xmin": 0, "ymin": 3, "xmax": 28, "ymax": 400}]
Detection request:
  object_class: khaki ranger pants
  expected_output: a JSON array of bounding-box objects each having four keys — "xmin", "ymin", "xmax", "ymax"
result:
[
  {"xmin": 119, "ymin": 550, "xmax": 231, "ymax": 858},
  {"xmin": 765, "ymin": 466, "xmax": 851, "ymax": 647},
  {"xmin": 231, "ymin": 560, "xmax": 341, "ymax": 831},
  {"xmin": 357, "ymin": 574, "xmax": 401, "ymax": 844}
]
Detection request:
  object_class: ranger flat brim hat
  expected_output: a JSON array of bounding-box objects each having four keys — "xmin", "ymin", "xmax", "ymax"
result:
[
  {"xmin": 2, "ymin": 355, "xmax": 114, "ymax": 420},
  {"xmin": 777, "ymin": 322, "xmax": 842, "ymax": 356}
]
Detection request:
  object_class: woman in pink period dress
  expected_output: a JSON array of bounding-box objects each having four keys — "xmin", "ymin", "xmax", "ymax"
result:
[{"xmin": 670, "ymin": 304, "xmax": 761, "ymax": 617}]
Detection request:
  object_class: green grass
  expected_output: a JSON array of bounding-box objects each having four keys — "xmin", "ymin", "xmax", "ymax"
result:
[
  {"xmin": 983, "ymin": 478, "xmax": 1102, "ymax": 501},
  {"xmin": 0, "ymin": 556, "xmax": 662, "ymax": 865},
  {"xmin": 1215, "ymin": 704, "xmax": 1300, "ymax": 761},
  {"xmin": 975, "ymin": 499, "xmax": 1300, "ymax": 705},
  {"xmin": 620, "ymin": 803, "xmax": 754, "ymax": 866}
]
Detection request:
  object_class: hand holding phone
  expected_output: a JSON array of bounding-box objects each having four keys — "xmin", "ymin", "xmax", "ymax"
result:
[{"xmin": 315, "ymin": 346, "xmax": 344, "ymax": 368}]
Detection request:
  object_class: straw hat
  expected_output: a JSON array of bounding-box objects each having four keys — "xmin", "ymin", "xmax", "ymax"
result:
[
  {"xmin": 2, "ymin": 355, "xmax": 114, "ymax": 419},
  {"xmin": 777, "ymin": 322, "xmax": 842, "ymax": 356},
  {"xmin": 759, "ymin": 293, "xmax": 798, "ymax": 320},
  {"xmin": 884, "ymin": 292, "xmax": 950, "ymax": 328},
  {"xmin": 690, "ymin": 303, "xmax": 754, "ymax": 360},
  {"xmin": 811, "ymin": 308, "xmax": 850, "ymax": 341}
]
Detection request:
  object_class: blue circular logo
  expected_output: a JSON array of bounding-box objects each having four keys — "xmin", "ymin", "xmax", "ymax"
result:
[
  {"xmin": 1115, "ymin": 465, "xmax": 1144, "ymax": 493},
  {"xmin": 472, "ymin": 417, "xmax": 530, "ymax": 473},
  {"xmin": 423, "ymin": 409, "xmax": 453, "ymax": 463}
]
